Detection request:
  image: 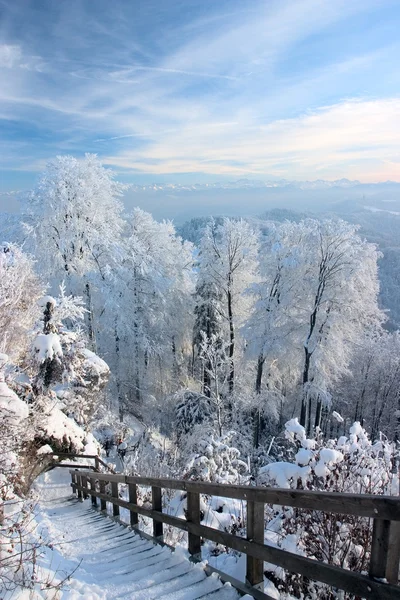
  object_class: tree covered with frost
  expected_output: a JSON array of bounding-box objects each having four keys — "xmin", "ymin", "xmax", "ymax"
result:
[
  {"xmin": 25, "ymin": 154, "xmax": 126, "ymax": 348},
  {"xmin": 108, "ymin": 208, "xmax": 194, "ymax": 419},
  {"xmin": 195, "ymin": 218, "xmax": 259, "ymax": 395}
]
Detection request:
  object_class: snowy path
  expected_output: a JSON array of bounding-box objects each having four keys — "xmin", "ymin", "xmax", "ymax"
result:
[{"xmin": 32, "ymin": 470, "xmax": 242, "ymax": 600}]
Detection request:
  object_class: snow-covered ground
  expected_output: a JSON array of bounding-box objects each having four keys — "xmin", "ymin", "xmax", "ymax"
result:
[{"xmin": 10, "ymin": 468, "xmax": 245, "ymax": 600}]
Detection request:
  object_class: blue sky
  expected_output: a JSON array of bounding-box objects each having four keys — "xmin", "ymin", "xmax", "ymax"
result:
[{"xmin": 1, "ymin": 0, "xmax": 400, "ymax": 190}]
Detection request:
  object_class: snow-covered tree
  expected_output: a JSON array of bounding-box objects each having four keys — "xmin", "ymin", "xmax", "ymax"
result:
[
  {"xmin": 197, "ymin": 218, "xmax": 258, "ymax": 394},
  {"xmin": 25, "ymin": 154, "xmax": 126, "ymax": 347},
  {"xmin": 109, "ymin": 209, "xmax": 194, "ymax": 418},
  {"xmin": 28, "ymin": 286, "xmax": 109, "ymax": 425},
  {"xmin": 298, "ymin": 220, "xmax": 383, "ymax": 433},
  {"xmin": 0, "ymin": 243, "xmax": 43, "ymax": 360},
  {"xmin": 336, "ymin": 331, "xmax": 400, "ymax": 440}
]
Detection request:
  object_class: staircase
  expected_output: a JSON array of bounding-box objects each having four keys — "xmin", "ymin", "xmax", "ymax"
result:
[{"xmin": 36, "ymin": 474, "xmax": 242, "ymax": 600}]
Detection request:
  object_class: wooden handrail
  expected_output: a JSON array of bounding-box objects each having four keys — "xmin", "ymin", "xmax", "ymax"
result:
[
  {"xmin": 48, "ymin": 452, "xmax": 116, "ymax": 474},
  {"xmin": 69, "ymin": 470, "xmax": 400, "ymax": 599}
]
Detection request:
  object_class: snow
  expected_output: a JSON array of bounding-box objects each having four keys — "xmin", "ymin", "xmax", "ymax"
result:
[
  {"xmin": 38, "ymin": 405, "xmax": 86, "ymax": 449},
  {"xmin": 259, "ymin": 461, "xmax": 311, "ymax": 489},
  {"xmin": 37, "ymin": 444, "xmax": 53, "ymax": 455},
  {"xmin": 33, "ymin": 332, "xmax": 63, "ymax": 362},
  {"xmin": 0, "ymin": 379, "xmax": 29, "ymax": 423},
  {"xmin": 295, "ymin": 448, "xmax": 313, "ymax": 466},
  {"xmin": 39, "ymin": 295, "xmax": 57, "ymax": 308},
  {"xmin": 284, "ymin": 418, "xmax": 306, "ymax": 442},
  {"xmin": 332, "ymin": 410, "xmax": 344, "ymax": 423},
  {"xmin": 82, "ymin": 348, "xmax": 109, "ymax": 377},
  {"xmin": 21, "ymin": 469, "xmax": 241, "ymax": 600}
]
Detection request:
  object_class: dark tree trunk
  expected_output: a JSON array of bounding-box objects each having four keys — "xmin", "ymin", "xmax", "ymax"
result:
[
  {"xmin": 396, "ymin": 392, "xmax": 400, "ymax": 443},
  {"xmin": 300, "ymin": 347, "xmax": 311, "ymax": 427},
  {"xmin": 227, "ymin": 285, "xmax": 235, "ymax": 394},
  {"xmin": 85, "ymin": 281, "xmax": 96, "ymax": 351},
  {"xmin": 255, "ymin": 354, "xmax": 265, "ymax": 394},
  {"xmin": 314, "ymin": 395, "xmax": 322, "ymax": 430}
]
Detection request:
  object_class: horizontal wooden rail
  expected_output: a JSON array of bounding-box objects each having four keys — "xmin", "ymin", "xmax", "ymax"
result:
[
  {"xmin": 70, "ymin": 470, "xmax": 400, "ymax": 599},
  {"xmin": 123, "ymin": 475, "xmax": 400, "ymax": 521},
  {"xmin": 48, "ymin": 453, "xmax": 116, "ymax": 474}
]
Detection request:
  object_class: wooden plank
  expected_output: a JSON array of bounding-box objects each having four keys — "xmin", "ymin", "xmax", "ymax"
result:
[
  {"xmin": 70, "ymin": 472, "xmax": 76, "ymax": 494},
  {"xmin": 370, "ymin": 519, "xmax": 391, "ymax": 579},
  {"xmin": 152, "ymin": 486, "xmax": 163, "ymax": 539},
  {"xmin": 73, "ymin": 484, "xmax": 400, "ymax": 600},
  {"xmin": 99, "ymin": 479, "xmax": 107, "ymax": 511},
  {"xmin": 89, "ymin": 477, "xmax": 97, "ymax": 507},
  {"xmin": 52, "ymin": 453, "xmax": 99, "ymax": 459},
  {"xmin": 128, "ymin": 482, "xmax": 139, "ymax": 527},
  {"xmin": 187, "ymin": 491, "xmax": 201, "ymax": 557},
  {"xmin": 77, "ymin": 474, "xmax": 83, "ymax": 501},
  {"xmin": 124, "ymin": 475, "xmax": 400, "ymax": 521},
  {"xmin": 81, "ymin": 474, "xmax": 89, "ymax": 499},
  {"xmin": 77, "ymin": 470, "xmax": 125, "ymax": 483},
  {"xmin": 111, "ymin": 481, "xmax": 120, "ymax": 517},
  {"xmin": 55, "ymin": 463, "xmax": 96, "ymax": 470},
  {"xmin": 246, "ymin": 501, "xmax": 264, "ymax": 589},
  {"xmin": 386, "ymin": 520, "xmax": 400, "ymax": 584}
]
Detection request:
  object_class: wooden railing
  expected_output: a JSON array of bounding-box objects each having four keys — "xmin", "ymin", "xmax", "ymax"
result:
[
  {"xmin": 69, "ymin": 470, "xmax": 400, "ymax": 600},
  {"xmin": 49, "ymin": 453, "xmax": 116, "ymax": 473}
]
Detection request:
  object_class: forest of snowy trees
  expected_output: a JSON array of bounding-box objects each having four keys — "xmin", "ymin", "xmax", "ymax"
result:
[{"xmin": 2, "ymin": 155, "xmax": 400, "ymax": 598}]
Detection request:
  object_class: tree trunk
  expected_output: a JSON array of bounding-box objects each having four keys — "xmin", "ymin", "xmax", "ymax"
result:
[
  {"xmin": 227, "ymin": 285, "xmax": 235, "ymax": 394},
  {"xmin": 85, "ymin": 281, "xmax": 96, "ymax": 351},
  {"xmin": 203, "ymin": 360, "xmax": 211, "ymax": 397},
  {"xmin": 314, "ymin": 394, "xmax": 322, "ymax": 430},
  {"xmin": 114, "ymin": 318, "xmax": 123, "ymax": 421},
  {"xmin": 255, "ymin": 354, "xmax": 265, "ymax": 394},
  {"xmin": 253, "ymin": 354, "xmax": 265, "ymax": 448},
  {"xmin": 253, "ymin": 408, "xmax": 261, "ymax": 448},
  {"xmin": 300, "ymin": 347, "xmax": 311, "ymax": 427}
]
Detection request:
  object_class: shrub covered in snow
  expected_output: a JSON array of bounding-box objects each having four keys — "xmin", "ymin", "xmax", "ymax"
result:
[
  {"xmin": 174, "ymin": 389, "xmax": 214, "ymax": 437},
  {"xmin": 260, "ymin": 418, "xmax": 398, "ymax": 599},
  {"xmin": 182, "ymin": 428, "xmax": 249, "ymax": 483}
]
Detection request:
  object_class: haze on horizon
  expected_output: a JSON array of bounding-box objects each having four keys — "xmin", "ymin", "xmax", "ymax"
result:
[{"xmin": 1, "ymin": 0, "xmax": 400, "ymax": 196}]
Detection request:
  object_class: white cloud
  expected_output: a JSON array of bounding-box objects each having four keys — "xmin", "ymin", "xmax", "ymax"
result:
[{"xmin": 103, "ymin": 98, "xmax": 400, "ymax": 182}]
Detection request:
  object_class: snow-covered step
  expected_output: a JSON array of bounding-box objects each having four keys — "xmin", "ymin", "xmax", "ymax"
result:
[
  {"xmin": 34, "ymin": 469, "xmax": 242, "ymax": 600},
  {"xmin": 129, "ymin": 563, "xmax": 208, "ymax": 599},
  {"xmin": 198, "ymin": 583, "xmax": 241, "ymax": 599},
  {"xmin": 160, "ymin": 572, "xmax": 223, "ymax": 599}
]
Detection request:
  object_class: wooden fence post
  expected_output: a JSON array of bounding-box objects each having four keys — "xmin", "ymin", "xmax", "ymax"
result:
[
  {"xmin": 152, "ymin": 486, "xmax": 163, "ymax": 539},
  {"xmin": 95, "ymin": 456, "xmax": 100, "ymax": 472},
  {"xmin": 99, "ymin": 479, "xmax": 107, "ymax": 511},
  {"xmin": 82, "ymin": 474, "xmax": 89, "ymax": 499},
  {"xmin": 89, "ymin": 477, "xmax": 97, "ymax": 506},
  {"xmin": 369, "ymin": 518, "xmax": 391, "ymax": 579},
  {"xmin": 71, "ymin": 471, "xmax": 76, "ymax": 494},
  {"xmin": 128, "ymin": 482, "xmax": 139, "ymax": 528},
  {"xmin": 386, "ymin": 521, "xmax": 400, "ymax": 584},
  {"xmin": 111, "ymin": 481, "xmax": 120, "ymax": 517},
  {"xmin": 77, "ymin": 474, "xmax": 83, "ymax": 501},
  {"xmin": 187, "ymin": 491, "xmax": 201, "ymax": 558},
  {"xmin": 246, "ymin": 500, "xmax": 264, "ymax": 590}
]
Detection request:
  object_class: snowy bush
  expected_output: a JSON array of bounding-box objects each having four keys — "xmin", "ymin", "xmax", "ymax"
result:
[
  {"xmin": 182, "ymin": 428, "xmax": 249, "ymax": 483},
  {"xmin": 261, "ymin": 418, "xmax": 398, "ymax": 599},
  {"xmin": 174, "ymin": 389, "xmax": 214, "ymax": 437}
]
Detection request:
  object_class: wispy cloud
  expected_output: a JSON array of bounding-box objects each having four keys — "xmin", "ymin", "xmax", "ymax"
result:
[{"xmin": 1, "ymin": 0, "xmax": 400, "ymax": 185}]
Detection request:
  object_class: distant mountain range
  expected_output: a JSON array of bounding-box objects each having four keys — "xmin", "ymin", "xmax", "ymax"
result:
[{"xmin": 127, "ymin": 178, "xmax": 400, "ymax": 193}]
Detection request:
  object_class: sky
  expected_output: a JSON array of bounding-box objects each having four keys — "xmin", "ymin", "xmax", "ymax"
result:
[{"xmin": 1, "ymin": 0, "xmax": 400, "ymax": 191}]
